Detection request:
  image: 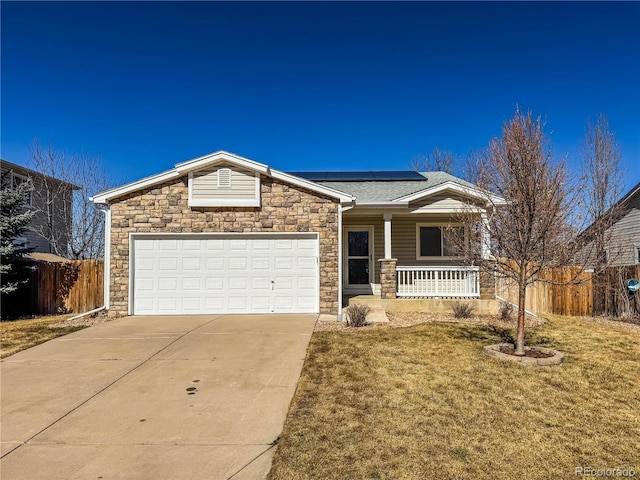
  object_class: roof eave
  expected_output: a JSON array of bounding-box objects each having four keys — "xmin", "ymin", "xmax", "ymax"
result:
[
  {"xmin": 396, "ymin": 181, "xmax": 505, "ymax": 205},
  {"xmin": 91, "ymin": 151, "xmax": 356, "ymax": 205}
]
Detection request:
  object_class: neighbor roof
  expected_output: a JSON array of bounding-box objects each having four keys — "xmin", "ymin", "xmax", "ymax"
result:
[
  {"xmin": 295, "ymin": 171, "xmax": 479, "ymax": 202},
  {"xmin": 1, "ymin": 159, "xmax": 81, "ymax": 190}
]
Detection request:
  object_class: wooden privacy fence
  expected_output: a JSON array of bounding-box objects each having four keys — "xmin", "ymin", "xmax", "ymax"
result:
[
  {"xmin": 496, "ymin": 265, "xmax": 640, "ymax": 317},
  {"xmin": 29, "ymin": 259, "xmax": 104, "ymax": 315},
  {"xmin": 594, "ymin": 265, "xmax": 640, "ymax": 317},
  {"xmin": 496, "ymin": 267, "xmax": 593, "ymax": 317}
]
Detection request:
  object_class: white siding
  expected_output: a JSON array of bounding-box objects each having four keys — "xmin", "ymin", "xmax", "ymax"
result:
[
  {"xmin": 192, "ymin": 163, "xmax": 257, "ymax": 200},
  {"xmin": 409, "ymin": 194, "xmax": 475, "ymax": 213}
]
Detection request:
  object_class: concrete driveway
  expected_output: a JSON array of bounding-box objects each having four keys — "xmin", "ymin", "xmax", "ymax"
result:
[{"xmin": 0, "ymin": 314, "xmax": 317, "ymax": 480}]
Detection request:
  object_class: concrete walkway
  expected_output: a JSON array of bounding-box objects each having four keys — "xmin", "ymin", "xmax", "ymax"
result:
[{"xmin": 0, "ymin": 314, "xmax": 317, "ymax": 480}]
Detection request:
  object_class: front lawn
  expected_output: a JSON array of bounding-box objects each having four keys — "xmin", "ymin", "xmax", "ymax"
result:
[
  {"xmin": 0, "ymin": 315, "xmax": 87, "ymax": 358},
  {"xmin": 269, "ymin": 315, "xmax": 640, "ymax": 480}
]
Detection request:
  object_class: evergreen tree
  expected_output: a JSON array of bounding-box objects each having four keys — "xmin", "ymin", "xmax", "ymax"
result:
[{"xmin": 1, "ymin": 171, "xmax": 36, "ymax": 294}]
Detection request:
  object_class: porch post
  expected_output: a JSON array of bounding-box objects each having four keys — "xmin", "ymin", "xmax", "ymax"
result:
[
  {"xmin": 379, "ymin": 258, "xmax": 397, "ymax": 299},
  {"xmin": 481, "ymin": 212, "xmax": 490, "ymax": 260},
  {"xmin": 384, "ymin": 213, "xmax": 392, "ymax": 259}
]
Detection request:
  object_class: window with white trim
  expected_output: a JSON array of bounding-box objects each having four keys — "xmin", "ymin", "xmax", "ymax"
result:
[
  {"xmin": 635, "ymin": 245, "xmax": 640, "ymax": 265},
  {"xmin": 11, "ymin": 173, "xmax": 32, "ymax": 206},
  {"xmin": 416, "ymin": 224, "xmax": 464, "ymax": 259}
]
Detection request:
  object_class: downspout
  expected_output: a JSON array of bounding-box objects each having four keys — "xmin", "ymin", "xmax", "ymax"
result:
[
  {"xmin": 66, "ymin": 206, "xmax": 111, "ymax": 322},
  {"xmin": 103, "ymin": 207, "xmax": 111, "ymax": 309},
  {"xmin": 337, "ymin": 203, "xmax": 354, "ymax": 321}
]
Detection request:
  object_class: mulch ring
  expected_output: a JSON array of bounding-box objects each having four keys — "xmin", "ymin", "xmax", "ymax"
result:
[
  {"xmin": 496, "ymin": 344, "xmax": 555, "ymax": 358},
  {"xmin": 314, "ymin": 311, "xmax": 546, "ymax": 332}
]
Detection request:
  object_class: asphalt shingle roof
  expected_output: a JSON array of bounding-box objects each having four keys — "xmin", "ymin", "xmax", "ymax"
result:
[{"xmin": 302, "ymin": 171, "xmax": 477, "ymax": 202}]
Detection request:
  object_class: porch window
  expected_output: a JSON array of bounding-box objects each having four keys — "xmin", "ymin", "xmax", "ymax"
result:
[{"xmin": 416, "ymin": 224, "xmax": 464, "ymax": 259}]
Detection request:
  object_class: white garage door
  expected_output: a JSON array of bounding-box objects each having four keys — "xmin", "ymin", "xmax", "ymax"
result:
[{"xmin": 132, "ymin": 233, "xmax": 319, "ymax": 315}]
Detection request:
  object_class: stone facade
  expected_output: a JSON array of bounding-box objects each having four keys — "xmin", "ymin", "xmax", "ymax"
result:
[
  {"xmin": 479, "ymin": 264, "xmax": 496, "ymax": 299},
  {"xmin": 108, "ymin": 175, "xmax": 339, "ymax": 316},
  {"xmin": 379, "ymin": 258, "xmax": 398, "ymax": 299}
]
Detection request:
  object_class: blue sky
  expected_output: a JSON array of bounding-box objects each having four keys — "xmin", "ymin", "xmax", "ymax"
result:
[{"xmin": 2, "ymin": 1, "xmax": 639, "ymax": 193}]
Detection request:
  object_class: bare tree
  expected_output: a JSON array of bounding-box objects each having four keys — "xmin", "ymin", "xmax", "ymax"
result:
[
  {"xmin": 411, "ymin": 147, "xmax": 457, "ymax": 174},
  {"xmin": 458, "ymin": 110, "xmax": 579, "ymax": 355},
  {"xmin": 461, "ymin": 149, "xmax": 483, "ymax": 184},
  {"xmin": 28, "ymin": 140, "xmax": 115, "ymax": 259},
  {"xmin": 577, "ymin": 114, "xmax": 624, "ymax": 314}
]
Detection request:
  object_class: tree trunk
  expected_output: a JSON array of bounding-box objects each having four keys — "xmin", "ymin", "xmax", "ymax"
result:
[{"xmin": 515, "ymin": 268, "xmax": 527, "ymax": 355}]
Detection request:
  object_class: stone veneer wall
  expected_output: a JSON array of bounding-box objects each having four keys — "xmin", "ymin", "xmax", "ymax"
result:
[
  {"xmin": 480, "ymin": 267, "xmax": 496, "ymax": 299},
  {"xmin": 378, "ymin": 258, "xmax": 397, "ymax": 299},
  {"xmin": 108, "ymin": 175, "xmax": 339, "ymax": 316}
]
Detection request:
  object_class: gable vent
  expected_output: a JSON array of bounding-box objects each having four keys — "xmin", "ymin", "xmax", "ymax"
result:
[{"xmin": 218, "ymin": 168, "xmax": 232, "ymax": 188}]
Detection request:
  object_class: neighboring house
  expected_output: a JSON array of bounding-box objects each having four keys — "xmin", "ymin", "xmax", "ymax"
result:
[
  {"xmin": 92, "ymin": 151, "xmax": 503, "ymax": 317},
  {"xmin": 0, "ymin": 160, "xmax": 78, "ymax": 256},
  {"xmin": 576, "ymin": 181, "xmax": 640, "ymax": 267}
]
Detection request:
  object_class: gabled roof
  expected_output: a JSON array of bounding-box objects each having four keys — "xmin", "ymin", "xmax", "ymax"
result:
[
  {"xmin": 91, "ymin": 151, "xmax": 355, "ymax": 204},
  {"xmin": 1, "ymin": 159, "xmax": 81, "ymax": 190},
  {"xmin": 307, "ymin": 171, "xmax": 503, "ymax": 205},
  {"xmin": 577, "ymin": 180, "xmax": 640, "ymax": 239}
]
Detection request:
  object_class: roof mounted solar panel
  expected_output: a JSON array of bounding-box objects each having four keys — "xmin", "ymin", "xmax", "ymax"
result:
[{"xmin": 289, "ymin": 171, "xmax": 426, "ymax": 181}]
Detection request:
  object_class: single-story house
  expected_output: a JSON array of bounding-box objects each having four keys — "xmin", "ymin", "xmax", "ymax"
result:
[{"xmin": 92, "ymin": 151, "xmax": 502, "ymax": 318}]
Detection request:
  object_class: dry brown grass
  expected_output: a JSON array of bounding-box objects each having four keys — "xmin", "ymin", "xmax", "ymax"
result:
[
  {"xmin": 269, "ymin": 315, "xmax": 640, "ymax": 480},
  {"xmin": 0, "ymin": 315, "xmax": 87, "ymax": 358}
]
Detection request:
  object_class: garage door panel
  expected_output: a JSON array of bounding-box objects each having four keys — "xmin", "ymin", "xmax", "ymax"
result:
[
  {"xmin": 136, "ymin": 258, "xmax": 155, "ymax": 271},
  {"xmin": 297, "ymin": 257, "xmax": 316, "ymax": 269},
  {"xmin": 206, "ymin": 258, "xmax": 224, "ymax": 270},
  {"xmin": 228, "ymin": 297, "xmax": 248, "ymax": 311},
  {"xmin": 158, "ymin": 298, "xmax": 178, "ymax": 312},
  {"xmin": 274, "ymin": 276, "xmax": 293, "ymax": 289},
  {"xmin": 228, "ymin": 277, "xmax": 248, "ymax": 290},
  {"xmin": 182, "ymin": 297, "xmax": 203, "ymax": 311},
  {"xmin": 182, "ymin": 257, "xmax": 202, "ymax": 270},
  {"xmin": 159, "ymin": 258, "xmax": 178, "ymax": 270},
  {"xmin": 229, "ymin": 239, "xmax": 247, "ymax": 250},
  {"xmin": 159, "ymin": 239, "xmax": 178, "ymax": 250},
  {"xmin": 159, "ymin": 278, "xmax": 178, "ymax": 291},
  {"xmin": 183, "ymin": 239, "xmax": 202, "ymax": 250},
  {"xmin": 274, "ymin": 257, "xmax": 293, "ymax": 270},
  {"xmin": 135, "ymin": 278, "xmax": 155, "ymax": 291},
  {"xmin": 205, "ymin": 277, "xmax": 224, "ymax": 290},
  {"xmin": 205, "ymin": 297, "xmax": 224, "ymax": 310},
  {"xmin": 298, "ymin": 297, "xmax": 316, "ymax": 309},
  {"xmin": 251, "ymin": 257, "xmax": 270, "ymax": 269},
  {"xmin": 182, "ymin": 277, "xmax": 202, "ymax": 291},
  {"xmin": 132, "ymin": 234, "xmax": 319, "ymax": 315},
  {"xmin": 229, "ymin": 257, "xmax": 247, "ymax": 269},
  {"xmin": 251, "ymin": 277, "xmax": 270, "ymax": 290},
  {"xmin": 251, "ymin": 296, "xmax": 271, "ymax": 310}
]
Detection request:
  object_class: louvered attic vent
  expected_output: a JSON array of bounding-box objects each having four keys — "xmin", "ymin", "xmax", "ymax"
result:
[{"xmin": 217, "ymin": 168, "xmax": 232, "ymax": 188}]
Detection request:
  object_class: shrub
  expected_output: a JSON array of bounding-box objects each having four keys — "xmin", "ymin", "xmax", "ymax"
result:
[
  {"xmin": 499, "ymin": 301, "xmax": 514, "ymax": 322},
  {"xmin": 346, "ymin": 304, "xmax": 370, "ymax": 327},
  {"xmin": 452, "ymin": 301, "xmax": 474, "ymax": 319}
]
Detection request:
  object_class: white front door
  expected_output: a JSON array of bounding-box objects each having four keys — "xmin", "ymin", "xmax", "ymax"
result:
[
  {"xmin": 131, "ymin": 233, "xmax": 319, "ymax": 315},
  {"xmin": 344, "ymin": 227, "xmax": 374, "ymax": 293}
]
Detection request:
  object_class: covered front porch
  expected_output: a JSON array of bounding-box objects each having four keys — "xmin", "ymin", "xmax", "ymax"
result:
[{"xmin": 342, "ymin": 210, "xmax": 494, "ymax": 300}]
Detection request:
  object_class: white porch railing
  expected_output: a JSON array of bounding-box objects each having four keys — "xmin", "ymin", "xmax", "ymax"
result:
[{"xmin": 396, "ymin": 266, "xmax": 480, "ymax": 297}]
